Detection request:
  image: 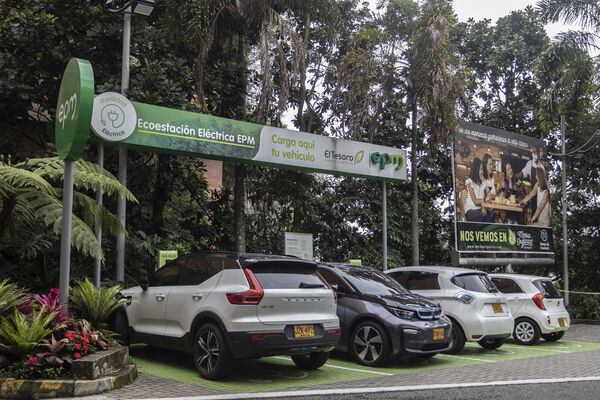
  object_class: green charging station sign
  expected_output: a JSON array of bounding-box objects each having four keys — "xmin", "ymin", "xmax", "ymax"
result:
[
  {"xmin": 55, "ymin": 58, "xmax": 407, "ymax": 182},
  {"xmin": 55, "ymin": 58, "xmax": 95, "ymax": 160}
]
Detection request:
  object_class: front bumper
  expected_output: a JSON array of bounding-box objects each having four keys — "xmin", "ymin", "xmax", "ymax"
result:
[
  {"xmin": 226, "ymin": 324, "xmax": 340, "ymax": 359},
  {"xmin": 386, "ymin": 317, "xmax": 453, "ymax": 355}
]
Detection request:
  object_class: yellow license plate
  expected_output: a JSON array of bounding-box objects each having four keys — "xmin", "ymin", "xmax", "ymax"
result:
[
  {"xmin": 433, "ymin": 328, "xmax": 444, "ymax": 340},
  {"xmin": 492, "ymin": 303, "xmax": 503, "ymax": 313},
  {"xmin": 559, "ymin": 318, "xmax": 566, "ymax": 327},
  {"xmin": 293, "ymin": 324, "xmax": 315, "ymax": 338}
]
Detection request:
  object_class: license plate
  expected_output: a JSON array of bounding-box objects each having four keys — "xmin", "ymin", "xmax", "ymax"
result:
[
  {"xmin": 293, "ymin": 324, "xmax": 315, "ymax": 338},
  {"xmin": 559, "ymin": 318, "xmax": 566, "ymax": 327},
  {"xmin": 492, "ymin": 303, "xmax": 503, "ymax": 313},
  {"xmin": 433, "ymin": 328, "xmax": 444, "ymax": 340}
]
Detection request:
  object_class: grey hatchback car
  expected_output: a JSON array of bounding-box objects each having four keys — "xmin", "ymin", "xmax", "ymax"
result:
[{"xmin": 317, "ymin": 263, "xmax": 452, "ymax": 366}]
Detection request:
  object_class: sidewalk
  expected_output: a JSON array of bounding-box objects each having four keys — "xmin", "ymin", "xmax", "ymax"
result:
[{"xmin": 95, "ymin": 324, "xmax": 600, "ymax": 399}]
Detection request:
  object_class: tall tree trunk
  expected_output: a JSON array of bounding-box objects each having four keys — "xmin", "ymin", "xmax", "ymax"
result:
[
  {"xmin": 297, "ymin": 13, "xmax": 310, "ymax": 132},
  {"xmin": 411, "ymin": 107, "xmax": 419, "ymax": 265},
  {"xmin": 233, "ymin": 163, "xmax": 246, "ymax": 252}
]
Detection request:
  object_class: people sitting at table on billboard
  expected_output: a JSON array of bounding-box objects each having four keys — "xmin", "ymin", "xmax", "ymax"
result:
[
  {"xmin": 465, "ymin": 157, "xmax": 493, "ymax": 223},
  {"xmin": 519, "ymin": 167, "xmax": 551, "ymax": 227},
  {"xmin": 501, "ymin": 161, "xmax": 522, "ymax": 224},
  {"xmin": 482, "ymin": 153, "xmax": 496, "ymax": 198},
  {"xmin": 516, "ymin": 146, "xmax": 543, "ymax": 216}
]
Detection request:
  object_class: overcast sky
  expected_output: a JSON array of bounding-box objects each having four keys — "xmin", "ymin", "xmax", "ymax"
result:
[{"xmin": 451, "ymin": 0, "xmax": 575, "ymax": 39}]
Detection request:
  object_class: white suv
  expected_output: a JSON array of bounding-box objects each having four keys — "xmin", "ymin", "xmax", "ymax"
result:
[
  {"xmin": 385, "ymin": 266, "xmax": 513, "ymax": 353},
  {"xmin": 490, "ymin": 273, "xmax": 570, "ymax": 345},
  {"xmin": 113, "ymin": 252, "xmax": 340, "ymax": 380}
]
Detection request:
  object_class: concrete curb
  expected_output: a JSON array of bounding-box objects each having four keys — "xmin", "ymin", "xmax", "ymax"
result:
[{"xmin": 0, "ymin": 364, "xmax": 136, "ymax": 399}]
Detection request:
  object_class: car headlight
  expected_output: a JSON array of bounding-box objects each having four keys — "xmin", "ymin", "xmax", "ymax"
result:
[
  {"xmin": 454, "ymin": 292, "xmax": 475, "ymax": 304},
  {"xmin": 387, "ymin": 307, "xmax": 415, "ymax": 319}
]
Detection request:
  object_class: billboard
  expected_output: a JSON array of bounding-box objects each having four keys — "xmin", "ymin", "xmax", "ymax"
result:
[{"xmin": 453, "ymin": 122, "xmax": 553, "ymax": 254}]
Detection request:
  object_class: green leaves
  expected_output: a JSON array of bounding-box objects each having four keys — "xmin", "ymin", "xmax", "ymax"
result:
[
  {"xmin": 0, "ymin": 307, "xmax": 61, "ymax": 358},
  {"xmin": 69, "ymin": 279, "xmax": 126, "ymax": 330},
  {"xmin": 0, "ymin": 279, "xmax": 28, "ymax": 318}
]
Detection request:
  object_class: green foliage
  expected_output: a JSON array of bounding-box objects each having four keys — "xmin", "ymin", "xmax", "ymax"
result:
[
  {"xmin": 0, "ymin": 279, "xmax": 28, "ymax": 318},
  {"xmin": 0, "ymin": 307, "xmax": 61, "ymax": 358},
  {"xmin": 69, "ymin": 280, "xmax": 126, "ymax": 330}
]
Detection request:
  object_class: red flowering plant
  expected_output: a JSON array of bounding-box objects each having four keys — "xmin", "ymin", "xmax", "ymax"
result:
[{"xmin": 62, "ymin": 319, "xmax": 109, "ymax": 363}]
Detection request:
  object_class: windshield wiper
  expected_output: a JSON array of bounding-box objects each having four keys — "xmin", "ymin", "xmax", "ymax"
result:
[{"xmin": 298, "ymin": 282, "xmax": 325, "ymax": 288}]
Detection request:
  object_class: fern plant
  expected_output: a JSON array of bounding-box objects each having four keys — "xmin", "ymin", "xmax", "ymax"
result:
[
  {"xmin": 0, "ymin": 307, "xmax": 62, "ymax": 358},
  {"xmin": 69, "ymin": 279, "xmax": 126, "ymax": 330},
  {"xmin": 0, "ymin": 279, "xmax": 28, "ymax": 317},
  {"xmin": 0, "ymin": 155, "xmax": 138, "ymax": 260}
]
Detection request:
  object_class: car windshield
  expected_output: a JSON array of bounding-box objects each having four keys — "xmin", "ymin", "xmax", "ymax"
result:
[
  {"xmin": 452, "ymin": 273, "xmax": 499, "ymax": 293},
  {"xmin": 533, "ymin": 279, "xmax": 562, "ymax": 299},
  {"xmin": 343, "ymin": 267, "xmax": 409, "ymax": 296}
]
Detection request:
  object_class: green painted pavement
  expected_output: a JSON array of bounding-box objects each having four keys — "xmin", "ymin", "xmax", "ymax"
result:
[{"xmin": 131, "ymin": 340, "xmax": 600, "ymax": 393}]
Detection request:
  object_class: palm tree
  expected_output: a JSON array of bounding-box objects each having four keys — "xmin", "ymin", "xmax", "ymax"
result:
[
  {"xmin": 0, "ymin": 156, "xmax": 137, "ymax": 260},
  {"xmin": 405, "ymin": 0, "xmax": 465, "ymax": 265},
  {"xmin": 160, "ymin": 0, "xmax": 305, "ymax": 252}
]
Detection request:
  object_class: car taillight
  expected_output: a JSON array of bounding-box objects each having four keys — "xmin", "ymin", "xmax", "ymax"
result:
[
  {"xmin": 226, "ymin": 268, "xmax": 264, "ymax": 305},
  {"xmin": 317, "ymin": 271, "xmax": 337, "ymax": 304},
  {"xmin": 327, "ymin": 329, "xmax": 341, "ymax": 334},
  {"xmin": 532, "ymin": 293, "xmax": 546, "ymax": 310}
]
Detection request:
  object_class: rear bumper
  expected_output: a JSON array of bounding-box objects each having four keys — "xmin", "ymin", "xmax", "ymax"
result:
[
  {"xmin": 535, "ymin": 312, "xmax": 570, "ymax": 334},
  {"xmin": 226, "ymin": 325, "xmax": 340, "ymax": 359}
]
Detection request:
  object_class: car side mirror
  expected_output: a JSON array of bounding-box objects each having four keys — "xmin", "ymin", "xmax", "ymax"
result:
[
  {"xmin": 141, "ymin": 280, "xmax": 148, "ymax": 291},
  {"xmin": 331, "ymin": 284, "xmax": 339, "ymax": 292}
]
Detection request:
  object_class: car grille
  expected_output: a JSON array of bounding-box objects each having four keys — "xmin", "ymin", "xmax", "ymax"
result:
[{"xmin": 416, "ymin": 307, "xmax": 443, "ymax": 320}]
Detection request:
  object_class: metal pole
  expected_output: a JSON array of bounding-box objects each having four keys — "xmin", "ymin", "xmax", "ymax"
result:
[
  {"xmin": 116, "ymin": 10, "xmax": 131, "ymax": 282},
  {"xmin": 561, "ymin": 115, "xmax": 569, "ymax": 307},
  {"xmin": 94, "ymin": 143, "xmax": 103, "ymax": 287},
  {"xmin": 382, "ymin": 180, "xmax": 388, "ymax": 271},
  {"xmin": 59, "ymin": 160, "xmax": 75, "ymax": 305}
]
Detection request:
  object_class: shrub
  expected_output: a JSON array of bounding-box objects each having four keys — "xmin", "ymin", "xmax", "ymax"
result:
[
  {"xmin": 34, "ymin": 288, "xmax": 68, "ymax": 327},
  {"xmin": 69, "ymin": 279, "xmax": 126, "ymax": 330},
  {"xmin": 0, "ymin": 307, "xmax": 62, "ymax": 358},
  {"xmin": 0, "ymin": 279, "xmax": 28, "ymax": 317}
]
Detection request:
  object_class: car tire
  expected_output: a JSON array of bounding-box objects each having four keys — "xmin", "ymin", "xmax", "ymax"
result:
[
  {"xmin": 291, "ymin": 351, "xmax": 330, "ymax": 370},
  {"xmin": 111, "ymin": 310, "xmax": 130, "ymax": 346},
  {"xmin": 350, "ymin": 321, "xmax": 391, "ymax": 367},
  {"xmin": 444, "ymin": 320, "xmax": 466, "ymax": 354},
  {"xmin": 478, "ymin": 337, "xmax": 506, "ymax": 349},
  {"xmin": 513, "ymin": 317, "xmax": 541, "ymax": 345},
  {"xmin": 192, "ymin": 323, "xmax": 233, "ymax": 380},
  {"xmin": 541, "ymin": 331, "xmax": 565, "ymax": 342}
]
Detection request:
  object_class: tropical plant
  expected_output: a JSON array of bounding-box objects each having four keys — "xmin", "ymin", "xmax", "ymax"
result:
[
  {"xmin": 0, "ymin": 307, "xmax": 61, "ymax": 358},
  {"xmin": 0, "ymin": 156, "xmax": 137, "ymax": 260},
  {"xmin": 69, "ymin": 280, "xmax": 126, "ymax": 330},
  {"xmin": 34, "ymin": 288, "xmax": 68, "ymax": 327},
  {"xmin": 0, "ymin": 279, "xmax": 28, "ymax": 317},
  {"xmin": 37, "ymin": 334, "xmax": 68, "ymax": 367}
]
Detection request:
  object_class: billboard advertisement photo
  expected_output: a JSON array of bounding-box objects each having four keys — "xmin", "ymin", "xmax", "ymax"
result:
[{"xmin": 454, "ymin": 122, "xmax": 553, "ymax": 254}]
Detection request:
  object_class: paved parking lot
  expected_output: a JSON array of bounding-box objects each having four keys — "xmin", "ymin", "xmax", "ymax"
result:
[{"xmin": 88, "ymin": 323, "xmax": 600, "ymax": 399}]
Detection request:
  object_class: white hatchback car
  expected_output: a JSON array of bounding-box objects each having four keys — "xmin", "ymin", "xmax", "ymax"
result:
[
  {"xmin": 113, "ymin": 252, "xmax": 340, "ymax": 380},
  {"xmin": 490, "ymin": 273, "xmax": 570, "ymax": 345},
  {"xmin": 385, "ymin": 266, "xmax": 513, "ymax": 353}
]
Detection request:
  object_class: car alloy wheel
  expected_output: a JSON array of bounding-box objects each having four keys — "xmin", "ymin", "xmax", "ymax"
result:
[
  {"xmin": 513, "ymin": 317, "xmax": 541, "ymax": 345},
  {"xmin": 351, "ymin": 321, "xmax": 390, "ymax": 366},
  {"xmin": 193, "ymin": 323, "xmax": 232, "ymax": 380}
]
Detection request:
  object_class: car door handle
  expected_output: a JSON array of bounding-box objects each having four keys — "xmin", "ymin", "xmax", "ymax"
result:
[
  {"xmin": 156, "ymin": 294, "xmax": 166, "ymax": 301},
  {"xmin": 192, "ymin": 293, "xmax": 203, "ymax": 301}
]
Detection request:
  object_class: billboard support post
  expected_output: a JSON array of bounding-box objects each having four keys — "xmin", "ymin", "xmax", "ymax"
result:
[{"xmin": 561, "ymin": 114, "xmax": 569, "ymax": 307}]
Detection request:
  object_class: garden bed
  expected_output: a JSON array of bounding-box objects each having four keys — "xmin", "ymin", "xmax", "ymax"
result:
[{"xmin": 0, "ymin": 346, "xmax": 136, "ymax": 399}]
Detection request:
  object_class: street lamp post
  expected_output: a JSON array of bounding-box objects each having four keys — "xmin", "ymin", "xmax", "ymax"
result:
[{"xmin": 104, "ymin": 0, "xmax": 157, "ymax": 283}]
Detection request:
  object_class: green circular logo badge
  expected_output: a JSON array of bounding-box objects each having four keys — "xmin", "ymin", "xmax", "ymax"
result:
[
  {"xmin": 508, "ymin": 229, "xmax": 516, "ymax": 246},
  {"xmin": 91, "ymin": 92, "xmax": 137, "ymax": 142},
  {"xmin": 54, "ymin": 58, "xmax": 95, "ymax": 160}
]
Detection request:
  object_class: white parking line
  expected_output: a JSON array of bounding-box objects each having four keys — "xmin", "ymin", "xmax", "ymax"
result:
[
  {"xmin": 437, "ymin": 354, "xmax": 496, "ymax": 363},
  {"xmin": 501, "ymin": 344, "xmax": 571, "ymax": 353},
  {"xmin": 137, "ymin": 376, "xmax": 600, "ymax": 400},
  {"xmin": 270, "ymin": 356, "xmax": 394, "ymax": 376}
]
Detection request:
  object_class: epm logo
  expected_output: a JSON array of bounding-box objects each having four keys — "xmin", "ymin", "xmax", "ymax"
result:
[{"xmin": 371, "ymin": 152, "xmax": 404, "ymax": 170}]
